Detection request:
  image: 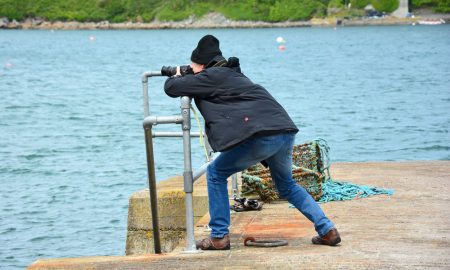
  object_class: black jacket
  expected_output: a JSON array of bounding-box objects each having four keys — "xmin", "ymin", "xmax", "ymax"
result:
[{"xmin": 164, "ymin": 66, "xmax": 298, "ymax": 152}]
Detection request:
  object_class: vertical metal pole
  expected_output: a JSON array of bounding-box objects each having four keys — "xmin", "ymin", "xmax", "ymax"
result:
[
  {"xmin": 142, "ymin": 80, "xmax": 149, "ymax": 117},
  {"xmin": 144, "ymin": 126, "xmax": 161, "ymax": 253},
  {"xmin": 180, "ymin": 96, "xmax": 197, "ymax": 252},
  {"xmin": 232, "ymin": 174, "xmax": 239, "ymax": 199},
  {"xmin": 141, "ymin": 71, "xmax": 162, "ymax": 254}
]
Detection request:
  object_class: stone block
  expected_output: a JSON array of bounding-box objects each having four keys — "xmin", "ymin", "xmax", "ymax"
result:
[
  {"xmin": 125, "ymin": 175, "xmax": 210, "ymax": 255},
  {"xmin": 127, "ymin": 189, "xmax": 209, "ymax": 230},
  {"xmin": 125, "ymin": 229, "xmax": 185, "ymax": 255}
]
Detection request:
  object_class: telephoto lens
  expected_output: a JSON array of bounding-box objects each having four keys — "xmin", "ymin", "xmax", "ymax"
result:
[
  {"xmin": 161, "ymin": 66, "xmax": 177, "ymax": 77},
  {"xmin": 161, "ymin": 65, "xmax": 194, "ymax": 77}
]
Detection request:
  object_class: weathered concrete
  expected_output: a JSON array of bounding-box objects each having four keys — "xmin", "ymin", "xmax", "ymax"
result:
[
  {"xmin": 125, "ymin": 175, "xmax": 210, "ymax": 254},
  {"xmin": 28, "ymin": 161, "xmax": 450, "ymax": 269}
]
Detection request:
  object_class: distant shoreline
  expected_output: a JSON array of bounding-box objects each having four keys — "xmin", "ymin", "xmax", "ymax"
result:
[{"xmin": 1, "ymin": 12, "xmax": 448, "ymax": 30}]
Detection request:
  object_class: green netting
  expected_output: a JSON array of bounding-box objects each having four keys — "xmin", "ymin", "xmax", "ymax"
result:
[{"xmin": 241, "ymin": 138, "xmax": 394, "ymax": 203}]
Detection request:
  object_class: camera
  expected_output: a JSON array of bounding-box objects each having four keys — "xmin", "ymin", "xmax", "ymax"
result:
[{"xmin": 161, "ymin": 65, "xmax": 193, "ymax": 77}]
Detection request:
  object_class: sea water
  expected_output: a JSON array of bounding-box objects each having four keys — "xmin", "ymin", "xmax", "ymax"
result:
[{"xmin": 1, "ymin": 25, "xmax": 449, "ymax": 269}]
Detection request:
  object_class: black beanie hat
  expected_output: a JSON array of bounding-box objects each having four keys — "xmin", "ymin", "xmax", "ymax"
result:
[{"xmin": 191, "ymin": 35, "xmax": 222, "ymax": 65}]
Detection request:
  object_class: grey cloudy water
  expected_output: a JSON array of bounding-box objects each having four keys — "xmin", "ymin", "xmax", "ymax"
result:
[{"xmin": 1, "ymin": 25, "xmax": 449, "ymax": 269}]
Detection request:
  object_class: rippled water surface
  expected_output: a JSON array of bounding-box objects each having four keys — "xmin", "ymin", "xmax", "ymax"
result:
[{"xmin": 1, "ymin": 25, "xmax": 449, "ymax": 269}]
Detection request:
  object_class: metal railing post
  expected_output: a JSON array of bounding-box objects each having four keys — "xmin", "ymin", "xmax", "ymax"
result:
[
  {"xmin": 142, "ymin": 71, "xmax": 209, "ymax": 254},
  {"xmin": 180, "ymin": 96, "xmax": 197, "ymax": 252},
  {"xmin": 142, "ymin": 71, "xmax": 162, "ymax": 254},
  {"xmin": 232, "ymin": 174, "xmax": 239, "ymax": 199},
  {"xmin": 144, "ymin": 126, "xmax": 161, "ymax": 254},
  {"xmin": 142, "ymin": 71, "xmax": 161, "ymax": 118}
]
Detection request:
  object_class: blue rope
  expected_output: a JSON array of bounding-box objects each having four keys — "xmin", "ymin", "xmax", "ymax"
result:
[{"xmin": 317, "ymin": 179, "xmax": 394, "ymax": 203}]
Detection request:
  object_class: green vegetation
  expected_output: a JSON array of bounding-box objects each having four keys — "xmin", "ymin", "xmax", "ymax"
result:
[
  {"xmin": 266, "ymin": 0, "xmax": 326, "ymax": 21},
  {"xmin": 372, "ymin": 0, "xmax": 399, "ymax": 12},
  {"xmin": 0, "ymin": 0, "xmax": 327, "ymax": 22},
  {"xmin": 0, "ymin": 0, "xmax": 448, "ymax": 22},
  {"xmin": 412, "ymin": 0, "xmax": 450, "ymax": 12},
  {"xmin": 350, "ymin": 0, "xmax": 372, "ymax": 9}
]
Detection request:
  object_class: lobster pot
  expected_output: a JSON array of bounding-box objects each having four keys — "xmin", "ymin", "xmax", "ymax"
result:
[
  {"xmin": 292, "ymin": 141, "xmax": 325, "ymax": 174},
  {"xmin": 241, "ymin": 141, "xmax": 326, "ymax": 202}
]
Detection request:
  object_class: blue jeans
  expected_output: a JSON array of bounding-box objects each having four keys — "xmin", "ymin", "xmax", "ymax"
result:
[{"xmin": 206, "ymin": 133, "xmax": 334, "ymax": 238}]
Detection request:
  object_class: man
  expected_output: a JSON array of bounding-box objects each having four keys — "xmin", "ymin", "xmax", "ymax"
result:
[{"xmin": 164, "ymin": 35, "xmax": 340, "ymax": 250}]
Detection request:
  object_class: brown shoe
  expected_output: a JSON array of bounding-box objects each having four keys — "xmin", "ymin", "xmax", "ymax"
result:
[
  {"xmin": 312, "ymin": 228, "xmax": 341, "ymax": 246},
  {"xmin": 196, "ymin": 235, "xmax": 230, "ymax": 250}
]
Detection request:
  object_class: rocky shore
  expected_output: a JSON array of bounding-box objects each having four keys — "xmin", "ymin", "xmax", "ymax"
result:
[{"xmin": 0, "ymin": 12, "xmax": 447, "ymax": 30}]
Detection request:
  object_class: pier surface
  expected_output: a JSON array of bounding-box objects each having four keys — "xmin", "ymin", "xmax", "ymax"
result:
[{"xmin": 28, "ymin": 161, "xmax": 450, "ymax": 269}]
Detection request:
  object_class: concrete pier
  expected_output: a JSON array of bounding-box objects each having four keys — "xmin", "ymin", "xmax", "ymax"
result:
[
  {"xmin": 125, "ymin": 175, "xmax": 210, "ymax": 254},
  {"xmin": 28, "ymin": 161, "xmax": 450, "ymax": 269}
]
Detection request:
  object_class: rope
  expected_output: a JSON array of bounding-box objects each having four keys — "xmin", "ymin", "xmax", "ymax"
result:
[
  {"xmin": 315, "ymin": 138, "xmax": 331, "ymax": 179},
  {"xmin": 317, "ymin": 179, "xmax": 394, "ymax": 203},
  {"xmin": 190, "ymin": 104, "xmax": 210, "ymax": 162}
]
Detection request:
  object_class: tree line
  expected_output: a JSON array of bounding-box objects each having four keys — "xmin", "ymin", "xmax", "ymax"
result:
[{"xmin": 0, "ymin": 0, "xmax": 448, "ymax": 22}]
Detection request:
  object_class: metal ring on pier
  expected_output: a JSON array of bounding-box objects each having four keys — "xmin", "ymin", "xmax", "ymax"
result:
[{"xmin": 244, "ymin": 237, "xmax": 288, "ymax": 247}]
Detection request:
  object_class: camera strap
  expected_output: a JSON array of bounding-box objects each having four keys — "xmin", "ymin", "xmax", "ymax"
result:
[
  {"xmin": 205, "ymin": 55, "xmax": 227, "ymax": 68},
  {"xmin": 190, "ymin": 104, "xmax": 210, "ymax": 162}
]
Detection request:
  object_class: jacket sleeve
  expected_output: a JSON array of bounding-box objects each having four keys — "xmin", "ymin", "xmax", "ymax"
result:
[{"xmin": 164, "ymin": 71, "xmax": 216, "ymax": 98}]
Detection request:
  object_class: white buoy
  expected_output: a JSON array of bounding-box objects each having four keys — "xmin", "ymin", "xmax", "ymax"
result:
[
  {"xmin": 4, "ymin": 62, "xmax": 13, "ymax": 69},
  {"xmin": 89, "ymin": 35, "xmax": 96, "ymax": 41},
  {"xmin": 276, "ymin": 36, "xmax": 285, "ymax": 43}
]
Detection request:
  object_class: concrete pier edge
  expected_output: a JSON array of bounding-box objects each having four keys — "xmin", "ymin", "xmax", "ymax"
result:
[{"xmin": 27, "ymin": 161, "xmax": 450, "ymax": 269}]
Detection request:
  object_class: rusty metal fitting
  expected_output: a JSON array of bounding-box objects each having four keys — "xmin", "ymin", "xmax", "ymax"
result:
[{"xmin": 244, "ymin": 237, "xmax": 288, "ymax": 247}]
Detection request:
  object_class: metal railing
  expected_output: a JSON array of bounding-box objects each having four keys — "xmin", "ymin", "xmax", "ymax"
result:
[{"xmin": 141, "ymin": 71, "xmax": 238, "ymax": 253}]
